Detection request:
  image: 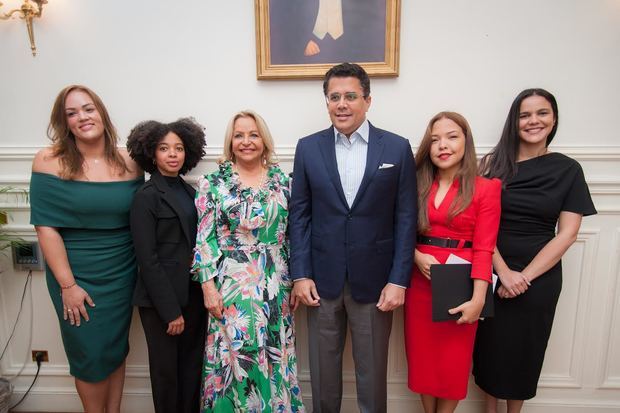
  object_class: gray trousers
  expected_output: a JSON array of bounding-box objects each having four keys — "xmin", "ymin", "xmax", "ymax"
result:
[{"xmin": 307, "ymin": 283, "xmax": 393, "ymax": 413}]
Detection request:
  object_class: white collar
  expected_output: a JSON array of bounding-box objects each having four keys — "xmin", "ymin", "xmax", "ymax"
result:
[{"xmin": 333, "ymin": 119, "xmax": 370, "ymax": 143}]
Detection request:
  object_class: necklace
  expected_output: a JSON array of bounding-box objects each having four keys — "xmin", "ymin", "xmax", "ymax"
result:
[
  {"xmin": 233, "ymin": 164, "xmax": 267, "ymax": 189},
  {"xmin": 84, "ymin": 156, "xmax": 102, "ymax": 164}
]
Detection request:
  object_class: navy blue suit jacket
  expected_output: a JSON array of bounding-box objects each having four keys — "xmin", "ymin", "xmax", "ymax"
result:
[{"xmin": 289, "ymin": 123, "xmax": 417, "ymax": 303}]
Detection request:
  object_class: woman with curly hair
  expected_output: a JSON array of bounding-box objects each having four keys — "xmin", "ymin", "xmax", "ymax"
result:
[
  {"xmin": 30, "ymin": 85, "xmax": 143, "ymax": 412},
  {"xmin": 193, "ymin": 110, "xmax": 305, "ymax": 412},
  {"xmin": 127, "ymin": 118, "xmax": 206, "ymax": 413}
]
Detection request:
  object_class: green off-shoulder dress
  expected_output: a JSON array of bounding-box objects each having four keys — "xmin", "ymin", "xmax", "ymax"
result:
[{"xmin": 29, "ymin": 172, "xmax": 143, "ymax": 382}]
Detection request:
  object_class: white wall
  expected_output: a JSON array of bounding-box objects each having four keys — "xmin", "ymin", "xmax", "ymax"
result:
[{"xmin": 1, "ymin": 0, "xmax": 619, "ymax": 411}]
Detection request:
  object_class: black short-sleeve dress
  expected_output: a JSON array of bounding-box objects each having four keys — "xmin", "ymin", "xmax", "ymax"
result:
[{"xmin": 473, "ymin": 152, "xmax": 597, "ymax": 400}]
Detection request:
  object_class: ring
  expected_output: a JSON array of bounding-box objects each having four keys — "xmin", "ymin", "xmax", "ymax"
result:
[{"xmin": 67, "ymin": 309, "xmax": 73, "ymax": 313}]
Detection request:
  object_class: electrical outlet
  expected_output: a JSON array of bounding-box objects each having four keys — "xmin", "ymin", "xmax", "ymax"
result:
[
  {"xmin": 13, "ymin": 242, "xmax": 45, "ymax": 271},
  {"xmin": 31, "ymin": 350, "xmax": 49, "ymax": 362}
]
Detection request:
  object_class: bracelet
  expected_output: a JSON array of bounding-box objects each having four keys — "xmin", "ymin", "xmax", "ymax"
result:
[{"xmin": 60, "ymin": 282, "xmax": 77, "ymax": 290}]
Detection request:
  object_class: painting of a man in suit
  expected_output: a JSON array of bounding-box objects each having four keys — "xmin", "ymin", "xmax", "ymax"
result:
[{"xmin": 269, "ymin": 0, "xmax": 387, "ymax": 64}]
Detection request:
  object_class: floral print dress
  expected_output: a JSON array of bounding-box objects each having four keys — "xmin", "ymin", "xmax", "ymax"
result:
[{"xmin": 192, "ymin": 161, "xmax": 305, "ymax": 413}]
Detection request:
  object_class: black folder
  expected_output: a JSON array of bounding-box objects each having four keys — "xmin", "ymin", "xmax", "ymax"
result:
[{"xmin": 430, "ymin": 264, "xmax": 494, "ymax": 322}]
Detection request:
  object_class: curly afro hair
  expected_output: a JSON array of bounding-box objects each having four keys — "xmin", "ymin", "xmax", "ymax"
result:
[{"xmin": 126, "ymin": 117, "xmax": 206, "ymax": 175}]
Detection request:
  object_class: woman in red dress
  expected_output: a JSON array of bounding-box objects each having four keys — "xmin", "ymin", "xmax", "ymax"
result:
[{"xmin": 404, "ymin": 112, "xmax": 501, "ymax": 412}]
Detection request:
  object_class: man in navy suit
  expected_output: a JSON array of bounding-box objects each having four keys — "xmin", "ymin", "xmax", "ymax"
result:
[{"xmin": 289, "ymin": 63, "xmax": 417, "ymax": 413}]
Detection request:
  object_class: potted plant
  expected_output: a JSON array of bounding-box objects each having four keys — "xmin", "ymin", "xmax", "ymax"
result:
[
  {"xmin": 0, "ymin": 186, "xmax": 25, "ymax": 413},
  {"xmin": 0, "ymin": 186, "xmax": 25, "ymax": 254}
]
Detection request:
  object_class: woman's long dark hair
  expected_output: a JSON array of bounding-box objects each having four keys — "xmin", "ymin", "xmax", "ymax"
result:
[{"xmin": 479, "ymin": 88, "xmax": 559, "ymax": 181}]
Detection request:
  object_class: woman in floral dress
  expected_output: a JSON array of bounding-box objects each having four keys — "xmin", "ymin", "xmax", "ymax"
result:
[{"xmin": 192, "ymin": 110, "xmax": 305, "ymax": 412}]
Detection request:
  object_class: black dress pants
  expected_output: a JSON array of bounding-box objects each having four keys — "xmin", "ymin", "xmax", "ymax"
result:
[{"xmin": 139, "ymin": 283, "xmax": 206, "ymax": 413}]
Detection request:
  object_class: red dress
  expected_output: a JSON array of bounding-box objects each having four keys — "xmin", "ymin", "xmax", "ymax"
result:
[{"xmin": 404, "ymin": 176, "xmax": 501, "ymax": 400}]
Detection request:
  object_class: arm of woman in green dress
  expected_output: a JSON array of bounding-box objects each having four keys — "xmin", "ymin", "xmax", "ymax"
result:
[
  {"xmin": 35, "ymin": 226, "xmax": 95, "ymax": 326},
  {"xmin": 202, "ymin": 281, "xmax": 223, "ymax": 319},
  {"xmin": 192, "ymin": 176, "xmax": 224, "ymax": 319},
  {"xmin": 31, "ymin": 150, "xmax": 95, "ymax": 326},
  {"xmin": 497, "ymin": 211, "xmax": 582, "ymax": 298}
]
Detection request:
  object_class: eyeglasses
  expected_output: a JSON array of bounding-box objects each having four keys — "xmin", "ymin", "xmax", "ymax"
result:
[{"xmin": 326, "ymin": 92, "xmax": 366, "ymax": 104}]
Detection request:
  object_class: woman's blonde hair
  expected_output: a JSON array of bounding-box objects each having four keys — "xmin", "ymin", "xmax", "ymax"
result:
[
  {"xmin": 48, "ymin": 85, "xmax": 129, "ymax": 179},
  {"xmin": 219, "ymin": 110, "xmax": 277, "ymax": 165}
]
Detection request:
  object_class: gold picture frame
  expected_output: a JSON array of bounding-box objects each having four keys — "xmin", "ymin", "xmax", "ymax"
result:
[{"xmin": 255, "ymin": 0, "xmax": 401, "ymax": 80}]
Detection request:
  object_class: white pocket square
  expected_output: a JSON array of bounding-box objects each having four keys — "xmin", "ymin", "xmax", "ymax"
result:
[{"xmin": 378, "ymin": 163, "xmax": 394, "ymax": 169}]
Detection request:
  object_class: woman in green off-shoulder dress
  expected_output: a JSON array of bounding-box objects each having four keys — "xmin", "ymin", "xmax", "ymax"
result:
[
  {"xmin": 30, "ymin": 85, "xmax": 142, "ymax": 413},
  {"xmin": 30, "ymin": 174, "xmax": 143, "ymax": 375}
]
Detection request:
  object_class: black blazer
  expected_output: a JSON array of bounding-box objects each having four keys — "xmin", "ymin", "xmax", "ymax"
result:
[{"xmin": 130, "ymin": 172, "xmax": 197, "ymax": 323}]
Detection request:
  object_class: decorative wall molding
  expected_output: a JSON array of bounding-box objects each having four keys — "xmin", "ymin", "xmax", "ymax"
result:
[
  {"xmin": 6, "ymin": 388, "xmax": 619, "ymax": 413},
  {"xmin": 599, "ymin": 228, "xmax": 620, "ymax": 390},
  {"xmin": 2, "ymin": 362, "xmax": 151, "ymax": 379},
  {"xmin": 1, "ymin": 145, "xmax": 620, "ymax": 162},
  {"xmin": 1, "ymin": 145, "xmax": 620, "ymax": 190},
  {"xmin": 537, "ymin": 230, "xmax": 599, "ymax": 389}
]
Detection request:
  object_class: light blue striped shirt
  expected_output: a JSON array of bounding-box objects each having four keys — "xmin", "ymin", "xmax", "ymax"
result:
[{"xmin": 334, "ymin": 120, "xmax": 369, "ymax": 207}]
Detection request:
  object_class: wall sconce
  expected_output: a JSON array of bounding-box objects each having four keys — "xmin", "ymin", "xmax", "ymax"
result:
[{"xmin": 0, "ymin": 0, "xmax": 47, "ymax": 56}]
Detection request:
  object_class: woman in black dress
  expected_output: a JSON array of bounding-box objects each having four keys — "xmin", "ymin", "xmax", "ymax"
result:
[
  {"xmin": 127, "ymin": 118, "xmax": 206, "ymax": 413},
  {"xmin": 473, "ymin": 88, "xmax": 596, "ymax": 413}
]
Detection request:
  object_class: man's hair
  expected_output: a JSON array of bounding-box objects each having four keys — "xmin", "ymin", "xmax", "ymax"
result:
[{"xmin": 323, "ymin": 62, "xmax": 370, "ymax": 97}]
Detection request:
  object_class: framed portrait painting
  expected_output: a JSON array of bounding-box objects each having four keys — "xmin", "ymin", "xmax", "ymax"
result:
[{"xmin": 255, "ymin": 0, "xmax": 401, "ymax": 79}]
